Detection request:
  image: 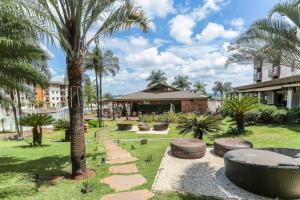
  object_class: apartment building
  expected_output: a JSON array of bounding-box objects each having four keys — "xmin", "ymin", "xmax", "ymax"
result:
[
  {"xmin": 45, "ymin": 81, "xmax": 68, "ymax": 109},
  {"xmin": 235, "ymin": 60, "xmax": 300, "ymax": 109}
]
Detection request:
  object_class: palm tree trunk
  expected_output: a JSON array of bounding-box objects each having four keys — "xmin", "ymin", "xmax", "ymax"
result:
[
  {"xmin": 95, "ymin": 71, "xmax": 100, "ymax": 127},
  {"xmin": 67, "ymin": 56, "xmax": 86, "ymax": 178},
  {"xmin": 32, "ymin": 126, "xmax": 39, "ymax": 146},
  {"xmin": 99, "ymin": 73, "xmax": 103, "ymax": 127},
  {"xmin": 16, "ymin": 90, "xmax": 23, "ymax": 139},
  {"xmin": 235, "ymin": 113, "xmax": 245, "ymax": 133},
  {"xmin": 1, "ymin": 119, "xmax": 5, "ymax": 132},
  {"xmin": 220, "ymin": 91, "xmax": 224, "ymax": 101},
  {"xmin": 10, "ymin": 91, "xmax": 20, "ymax": 137}
]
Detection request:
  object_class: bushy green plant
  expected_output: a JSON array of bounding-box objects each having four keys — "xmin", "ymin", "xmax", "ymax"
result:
[
  {"xmin": 54, "ymin": 119, "xmax": 70, "ymax": 130},
  {"xmin": 288, "ymin": 106, "xmax": 300, "ymax": 123},
  {"xmin": 244, "ymin": 110, "xmax": 261, "ymax": 125},
  {"xmin": 218, "ymin": 105, "xmax": 235, "ymax": 118},
  {"xmin": 257, "ymin": 105, "xmax": 277, "ymax": 123},
  {"xmin": 271, "ymin": 109, "xmax": 288, "ymax": 123}
]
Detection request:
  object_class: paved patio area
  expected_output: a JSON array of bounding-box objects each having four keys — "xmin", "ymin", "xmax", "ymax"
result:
[{"xmin": 152, "ymin": 147, "xmax": 271, "ymax": 200}]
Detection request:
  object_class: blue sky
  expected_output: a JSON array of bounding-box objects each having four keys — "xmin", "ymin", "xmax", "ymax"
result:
[{"xmin": 48, "ymin": 0, "xmax": 279, "ymax": 95}]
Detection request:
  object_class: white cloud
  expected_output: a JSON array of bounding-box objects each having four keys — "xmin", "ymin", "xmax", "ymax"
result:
[
  {"xmin": 195, "ymin": 22, "xmax": 240, "ymax": 42},
  {"xmin": 169, "ymin": 15, "xmax": 196, "ymax": 44},
  {"xmin": 230, "ymin": 18, "xmax": 244, "ymax": 30},
  {"xmin": 129, "ymin": 36, "xmax": 149, "ymax": 47},
  {"xmin": 169, "ymin": 0, "xmax": 227, "ymax": 44},
  {"xmin": 134, "ymin": 0, "xmax": 175, "ymax": 18}
]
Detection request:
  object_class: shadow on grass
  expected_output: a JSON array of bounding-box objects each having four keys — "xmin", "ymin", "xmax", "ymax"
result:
[{"xmin": 14, "ymin": 144, "xmax": 51, "ymax": 148}]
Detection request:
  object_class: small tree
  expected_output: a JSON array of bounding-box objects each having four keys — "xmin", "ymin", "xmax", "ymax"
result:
[
  {"xmin": 223, "ymin": 97, "xmax": 257, "ymax": 133},
  {"xmin": 54, "ymin": 119, "xmax": 70, "ymax": 141},
  {"xmin": 177, "ymin": 116, "xmax": 222, "ymax": 139},
  {"xmin": 19, "ymin": 113, "xmax": 54, "ymax": 146}
]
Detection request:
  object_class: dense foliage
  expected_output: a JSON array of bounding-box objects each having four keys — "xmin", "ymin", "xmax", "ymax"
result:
[{"xmin": 139, "ymin": 112, "xmax": 199, "ymax": 123}]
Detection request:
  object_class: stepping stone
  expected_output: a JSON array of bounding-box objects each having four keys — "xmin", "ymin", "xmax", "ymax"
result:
[
  {"xmin": 100, "ymin": 189, "xmax": 154, "ymax": 200},
  {"xmin": 108, "ymin": 157, "xmax": 138, "ymax": 164},
  {"xmin": 109, "ymin": 164, "xmax": 138, "ymax": 174},
  {"xmin": 101, "ymin": 174, "xmax": 146, "ymax": 191}
]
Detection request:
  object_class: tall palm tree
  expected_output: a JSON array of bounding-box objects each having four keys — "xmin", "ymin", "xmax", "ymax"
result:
[
  {"xmin": 84, "ymin": 77, "xmax": 95, "ymax": 114},
  {"xmin": 172, "ymin": 75, "xmax": 191, "ymax": 90},
  {"xmin": 223, "ymin": 97, "xmax": 257, "ymax": 133},
  {"xmin": 193, "ymin": 81, "xmax": 207, "ymax": 95},
  {"xmin": 212, "ymin": 81, "xmax": 232, "ymax": 100},
  {"xmin": 146, "ymin": 70, "xmax": 167, "ymax": 87},
  {"xmin": 10, "ymin": 0, "xmax": 148, "ymax": 178},
  {"xmin": 84, "ymin": 48, "xmax": 119, "ymax": 127}
]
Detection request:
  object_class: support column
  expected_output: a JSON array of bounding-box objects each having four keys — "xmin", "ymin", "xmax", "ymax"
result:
[
  {"xmin": 238, "ymin": 93, "xmax": 243, "ymax": 99},
  {"xmin": 267, "ymin": 91, "xmax": 274, "ymax": 105},
  {"xmin": 257, "ymin": 92, "xmax": 262, "ymax": 103},
  {"xmin": 287, "ymin": 88, "xmax": 293, "ymax": 109}
]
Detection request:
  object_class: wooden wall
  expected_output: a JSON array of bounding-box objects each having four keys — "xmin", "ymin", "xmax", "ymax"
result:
[{"xmin": 181, "ymin": 100, "xmax": 208, "ymax": 114}]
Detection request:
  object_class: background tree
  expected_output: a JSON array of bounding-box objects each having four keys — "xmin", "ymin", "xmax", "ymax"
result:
[
  {"xmin": 84, "ymin": 48, "xmax": 119, "ymax": 127},
  {"xmin": 193, "ymin": 81, "xmax": 207, "ymax": 95},
  {"xmin": 223, "ymin": 96, "xmax": 257, "ymax": 133},
  {"xmin": 172, "ymin": 75, "xmax": 191, "ymax": 91},
  {"xmin": 177, "ymin": 116, "xmax": 222, "ymax": 139},
  {"xmin": 103, "ymin": 92, "xmax": 113, "ymax": 100},
  {"xmin": 212, "ymin": 81, "xmax": 233, "ymax": 100},
  {"xmin": 19, "ymin": 113, "xmax": 54, "ymax": 146},
  {"xmin": 10, "ymin": 0, "xmax": 148, "ymax": 178},
  {"xmin": 84, "ymin": 77, "xmax": 95, "ymax": 114},
  {"xmin": 146, "ymin": 70, "xmax": 167, "ymax": 87}
]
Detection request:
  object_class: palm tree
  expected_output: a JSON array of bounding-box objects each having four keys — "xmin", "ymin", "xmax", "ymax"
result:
[
  {"xmin": 84, "ymin": 77, "xmax": 95, "ymax": 114},
  {"xmin": 146, "ymin": 70, "xmax": 167, "ymax": 87},
  {"xmin": 9, "ymin": 0, "xmax": 148, "ymax": 178},
  {"xmin": 177, "ymin": 116, "xmax": 222, "ymax": 139},
  {"xmin": 212, "ymin": 81, "xmax": 232, "ymax": 100},
  {"xmin": 172, "ymin": 75, "xmax": 191, "ymax": 90},
  {"xmin": 223, "ymin": 97, "xmax": 257, "ymax": 133},
  {"xmin": 19, "ymin": 113, "xmax": 54, "ymax": 146},
  {"xmin": 194, "ymin": 81, "xmax": 207, "ymax": 95},
  {"xmin": 84, "ymin": 48, "xmax": 119, "ymax": 127}
]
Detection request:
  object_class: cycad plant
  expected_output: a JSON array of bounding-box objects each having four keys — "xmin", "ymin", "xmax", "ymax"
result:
[
  {"xmin": 177, "ymin": 116, "xmax": 222, "ymax": 140},
  {"xmin": 19, "ymin": 113, "xmax": 54, "ymax": 146},
  {"xmin": 223, "ymin": 97, "xmax": 257, "ymax": 133}
]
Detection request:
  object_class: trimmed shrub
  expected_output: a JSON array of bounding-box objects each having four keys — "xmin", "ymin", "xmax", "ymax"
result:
[
  {"xmin": 88, "ymin": 120, "xmax": 99, "ymax": 128},
  {"xmin": 245, "ymin": 110, "xmax": 260, "ymax": 125},
  {"xmin": 288, "ymin": 106, "xmax": 300, "ymax": 123},
  {"xmin": 257, "ymin": 105, "xmax": 277, "ymax": 123},
  {"xmin": 271, "ymin": 109, "xmax": 288, "ymax": 124}
]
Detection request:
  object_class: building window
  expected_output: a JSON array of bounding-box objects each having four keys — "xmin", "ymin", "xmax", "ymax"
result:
[
  {"xmin": 57, "ymin": 97, "xmax": 59, "ymax": 100},
  {"xmin": 52, "ymin": 91, "xmax": 54, "ymax": 94},
  {"xmin": 52, "ymin": 97, "xmax": 54, "ymax": 100},
  {"xmin": 52, "ymin": 103, "xmax": 55, "ymax": 107},
  {"xmin": 56, "ymin": 91, "xmax": 59, "ymax": 94}
]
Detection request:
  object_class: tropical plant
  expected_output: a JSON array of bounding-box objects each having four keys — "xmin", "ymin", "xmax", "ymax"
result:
[
  {"xmin": 193, "ymin": 81, "xmax": 207, "ymax": 95},
  {"xmin": 103, "ymin": 92, "xmax": 113, "ymax": 100},
  {"xmin": 9, "ymin": 0, "xmax": 148, "ymax": 178},
  {"xmin": 223, "ymin": 97, "xmax": 257, "ymax": 133},
  {"xmin": 0, "ymin": 0, "xmax": 50, "ymax": 138},
  {"xmin": 177, "ymin": 116, "xmax": 222, "ymax": 139},
  {"xmin": 19, "ymin": 113, "xmax": 54, "ymax": 146},
  {"xmin": 146, "ymin": 70, "xmax": 167, "ymax": 87},
  {"xmin": 54, "ymin": 119, "xmax": 71, "ymax": 141},
  {"xmin": 84, "ymin": 48, "xmax": 119, "ymax": 127},
  {"xmin": 212, "ymin": 81, "xmax": 232, "ymax": 100},
  {"xmin": 172, "ymin": 75, "xmax": 191, "ymax": 90},
  {"xmin": 84, "ymin": 77, "xmax": 95, "ymax": 114}
]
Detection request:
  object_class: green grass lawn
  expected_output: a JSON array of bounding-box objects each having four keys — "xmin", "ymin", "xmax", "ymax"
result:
[{"xmin": 0, "ymin": 118, "xmax": 300, "ymax": 199}]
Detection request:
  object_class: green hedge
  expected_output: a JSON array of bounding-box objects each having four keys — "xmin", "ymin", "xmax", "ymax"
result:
[{"xmin": 139, "ymin": 112, "xmax": 198, "ymax": 123}]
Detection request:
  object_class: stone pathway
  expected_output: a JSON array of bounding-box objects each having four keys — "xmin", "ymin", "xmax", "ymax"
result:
[{"xmin": 100, "ymin": 139, "xmax": 154, "ymax": 200}]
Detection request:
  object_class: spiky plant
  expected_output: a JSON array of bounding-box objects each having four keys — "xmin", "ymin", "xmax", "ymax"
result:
[
  {"xmin": 19, "ymin": 113, "xmax": 54, "ymax": 146},
  {"xmin": 223, "ymin": 97, "xmax": 257, "ymax": 133},
  {"xmin": 177, "ymin": 116, "xmax": 222, "ymax": 140}
]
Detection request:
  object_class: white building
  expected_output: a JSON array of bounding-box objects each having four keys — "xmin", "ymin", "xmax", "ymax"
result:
[
  {"xmin": 45, "ymin": 81, "xmax": 68, "ymax": 109},
  {"xmin": 235, "ymin": 61, "xmax": 300, "ymax": 109}
]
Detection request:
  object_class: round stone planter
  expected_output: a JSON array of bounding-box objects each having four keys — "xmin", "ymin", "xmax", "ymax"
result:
[
  {"xmin": 153, "ymin": 122, "xmax": 168, "ymax": 131},
  {"xmin": 171, "ymin": 138, "xmax": 206, "ymax": 159},
  {"xmin": 117, "ymin": 123, "xmax": 133, "ymax": 131},
  {"xmin": 224, "ymin": 148, "xmax": 300, "ymax": 199},
  {"xmin": 214, "ymin": 138, "xmax": 253, "ymax": 157}
]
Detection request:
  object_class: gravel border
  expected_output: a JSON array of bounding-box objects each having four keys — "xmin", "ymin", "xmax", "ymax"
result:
[{"xmin": 152, "ymin": 147, "xmax": 271, "ymax": 200}]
